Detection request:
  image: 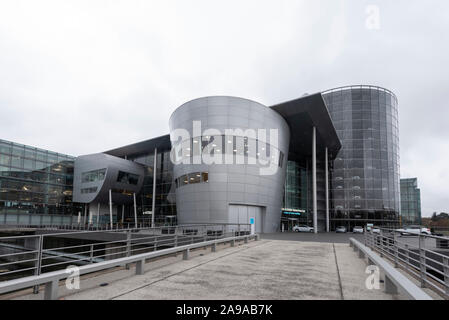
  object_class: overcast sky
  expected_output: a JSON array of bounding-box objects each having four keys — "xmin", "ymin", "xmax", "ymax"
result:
[{"xmin": 0, "ymin": 0, "xmax": 448, "ymax": 217}]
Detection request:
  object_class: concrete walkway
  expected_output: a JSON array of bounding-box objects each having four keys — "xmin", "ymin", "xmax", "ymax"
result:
[{"xmin": 8, "ymin": 239, "xmax": 405, "ymax": 300}]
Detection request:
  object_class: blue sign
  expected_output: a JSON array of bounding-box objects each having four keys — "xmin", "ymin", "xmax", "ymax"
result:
[
  {"xmin": 250, "ymin": 218, "xmax": 255, "ymax": 225},
  {"xmin": 283, "ymin": 211, "xmax": 301, "ymax": 216}
]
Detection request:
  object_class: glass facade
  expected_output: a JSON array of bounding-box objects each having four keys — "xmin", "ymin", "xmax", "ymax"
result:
[
  {"xmin": 282, "ymin": 160, "xmax": 312, "ymax": 230},
  {"xmin": 400, "ymin": 178, "xmax": 422, "ymax": 225},
  {"xmin": 322, "ymin": 86, "xmax": 401, "ymax": 229},
  {"xmin": 0, "ymin": 139, "xmax": 83, "ymax": 225},
  {"xmin": 128, "ymin": 150, "xmax": 177, "ymax": 224}
]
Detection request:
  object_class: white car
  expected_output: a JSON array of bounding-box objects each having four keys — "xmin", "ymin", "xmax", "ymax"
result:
[
  {"xmin": 372, "ymin": 227, "xmax": 381, "ymax": 234},
  {"xmin": 353, "ymin": 226, "xmax": 364, "ymax": 233},
  {"xmin": 396, "ymin": 225, "xmax": 431, "ymax": 236},
  {"xmin": 293, "ymin": 225, "xmax": 314, "ymax": 233}
]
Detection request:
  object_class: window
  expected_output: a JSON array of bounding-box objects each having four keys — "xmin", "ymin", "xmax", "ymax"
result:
[
  {"xmin": 189, "ymin": 172, "xmax": 201, "ymax": 184},
  {"xmin": 175, "ymin": 172, "xmax": 209, "ymax": 188},
  {"xmin": 0, "ymin": 155, "xmax": 10, "ymax": 166},
  {"xmin": 81, "ymin": 187, "xmax": 98, "ymax": 194},
  {"xmin": 0, "ymin": 142, "xmax": 11, "ymax": 155},
  {"xmin": 81, "ymin": 169, "xmax": 107, "ymax": 183},
  {"xmin": 117, "ymin": 171, "xmax": 139, "ymax": 185},
  {"xmin": 11, "ymin": 155, "xmax": 23, "ymax": 168}
]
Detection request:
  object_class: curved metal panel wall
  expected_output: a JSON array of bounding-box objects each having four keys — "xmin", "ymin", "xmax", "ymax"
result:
[
  {"xmin": 169, "ymin": 96, "xmax": 290, "ymax": 233},
  {"xmin": 73, "ymin": 153, "xmax": 145, "ymax": 204}
]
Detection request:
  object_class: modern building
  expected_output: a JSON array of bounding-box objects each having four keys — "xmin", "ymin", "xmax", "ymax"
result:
[
  {"xmin": 322, "ymin": 86, "xmax": 401, "ymax": 230},
  {"xmin": 0, "ymin": 84, "xmax": 402, "ymax": 232},
  {"xmin": 400, "ymin": 178, "xmax": 422, "ymax": 225},
  {"xmin": 0, "ymin": 139, "xmax": 83, "ymax": 225}
]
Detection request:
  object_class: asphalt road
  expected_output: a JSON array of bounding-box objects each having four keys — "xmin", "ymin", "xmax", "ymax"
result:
[{"xmin": 260, "ymin": 231, "xmax": 366, "ymax": 243}]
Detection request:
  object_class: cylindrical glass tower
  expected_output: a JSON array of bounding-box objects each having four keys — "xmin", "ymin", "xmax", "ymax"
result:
[{"xmin": 322, "ymin": 85, "xmax": 400, "ymax": 230}]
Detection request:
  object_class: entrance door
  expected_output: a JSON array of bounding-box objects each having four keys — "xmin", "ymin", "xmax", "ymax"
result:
[{"xmin": 228, "ymin": 205, "xmax": 263, "ymax": 233}]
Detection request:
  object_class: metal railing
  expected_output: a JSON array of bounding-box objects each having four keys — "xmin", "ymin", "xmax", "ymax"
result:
[
  {"xmin": 0, "ymin": 232, "xmax": 259, "ymax": 300},
  {"xmin": 363, "ymin": 228, "xmax": 449, "ymax": 298},
  {"xmin": 322, "ymin": 85, "xmax": 399, "ymax": 104},
  {"xmin": 0, "ymin": 220, "xmax": 177, "ymax": 231},
  {"xmin": 0, "ymin": 223, "xmax": 251, "ymax": 284},
  {"xmin": 350, "ymin": 238, "xmax": 432, "ymax": 300}
]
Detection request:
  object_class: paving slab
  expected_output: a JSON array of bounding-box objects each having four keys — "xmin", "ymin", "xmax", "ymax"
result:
[
  {"xmin": 7, "ymin": 239, "xmax": 418, "ymax": 300},
  {"xmin": 28, "ymin": 240, "xmax": 402, "ymax": 300}
]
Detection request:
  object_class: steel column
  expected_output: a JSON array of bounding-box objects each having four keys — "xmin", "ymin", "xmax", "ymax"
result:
[
  {"xmin": 133, "ymin": 193, "xmax": 138, "ymax": 228},
  {"xmin": 83, "ymin": 205, "xmax": 87, "ymax": 226},
  {"xmin": 151, "ymin": 148, "xmax": 157, "ymax": 228},
  {"xmin": 88, "ymin": 204, "xmax": 92, "ymax": 226},
  {"xmin": 97, "ymin": 203, "xmax": 100, "ymax": 227},
  {"xmin": 109, "ymin": 189, "xmax": 113, "ymax": 229},
  {"xmin": 325, "ymin": 147, "xmax": 329, "ymax": 233},
  {"xmin": 312, "ymin": 126, "xmax": 317, "ymax": 234}
]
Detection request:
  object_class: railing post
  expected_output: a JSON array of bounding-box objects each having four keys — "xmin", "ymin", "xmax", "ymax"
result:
[
  {"xmin": 33, "ymin": 235, "xmax": 43, "ymax": 294},
  {"xmin": 90, "ymin": 244, "xmax": 94, "ymax": 263},
  {"xmin": 211, "ymin": 242, "xmax": 217, "ymax": 252},
  {"xmin": 378, "ymin": 234, "xmax": 383, "ymax": 257},
  {"xmin": 384, "ymin": 275, "xmax": 398, "ymax": 295},
  {"xmin": 443, "ymin": 256, "xmax": 449, "ymax": 295},
  {"xmin": 174, "ymin": 234, "xmax": 178, "ymax": 247},
  {"xmin": 404, "ymin": 244, "xmax": 410, "ymax": 272},
  {"xmin": 358, "ymin": 248, "xmax": 365, "ymax": 259},
  {"xmin": 44, "ymin": 280, "xmax": 59, "ymax": 300},
  {"xmin": 154, "ymin": 237, "xmax": 158, "ymax": 251},
  {"xmin": 419, "ymin": 235, "xmax": 427, "ymax": 288},
  {"xmin": 393, "ymin": 232, "xmax": 399, "ymax": 268},
  {"xmin": 244, "ymin": 236, "xmax": 248, "ymax": 244},
  {"xmin": 183, "ymin": 248, "xmax": 190, "ymax": 260},
  {"xmin": 126, "ymin": 231, "xmax": 131, "ymax": 256},
  {"xmin": 231, "ymin": 239, "xmax": 235, "ymax": 247},
  {"xmin": 125, "ymin": 230, "xmax": 131, "ymax": 270},
  {"xmin": 136, "ymin": 259, "xmax": 145, "ymax": 275}
]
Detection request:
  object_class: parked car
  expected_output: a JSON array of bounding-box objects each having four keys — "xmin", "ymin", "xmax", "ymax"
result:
[
  {"xmin": 372, "ymin": 227, "xmax": 381, "ymax": 234},
  {"xmin": 396, "ymin": 225, "xmax": 431, "ymax": 236},
  {"xmin": 353, "ymin": 226, "xmax": 364, "ymax": 233},
  {"xmin": 336, "ymin": 226, "xmax": 347, "ymax": 233},
  {"xmin": 293, "ymin": 225, "xmax": 314, "ymax": 233}
]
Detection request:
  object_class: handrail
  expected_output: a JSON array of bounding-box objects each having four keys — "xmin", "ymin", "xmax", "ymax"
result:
[
  {"xmin": 0, "ymin": 223, "xmax": 251, "ymax": 285},
  {"xmin": 376, "ymin": 227, "xmax": 449, "ymax": 241},
  {"xmin": 363, "ymin": 229, "xmax": 449, "ymax": 298},
  {"xmin": 350, "ymin": 238, "xmax": 432, "ymax": 300},
  {"xmin": 0, "ymin": 233, "xmax": 259, "ymax": 300}
]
